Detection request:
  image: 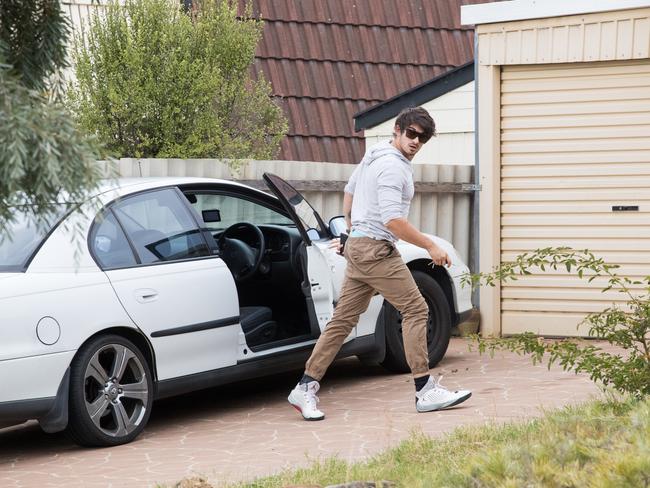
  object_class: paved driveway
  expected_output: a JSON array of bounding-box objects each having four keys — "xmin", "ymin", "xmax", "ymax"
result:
[{"xmin": 0, "ymin": 338, "xmax": 602, "ymax": 487}]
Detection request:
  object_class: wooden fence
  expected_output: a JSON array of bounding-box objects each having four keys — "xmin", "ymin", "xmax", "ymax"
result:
[{"xmin": 110, "ymin": 158, "xmax": 475, "ymax": 264}]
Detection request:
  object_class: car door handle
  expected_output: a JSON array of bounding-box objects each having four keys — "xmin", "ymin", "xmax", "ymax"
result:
[{"xmin": 134, "ymin": 288, "xmax": 159, "ymax": 303}]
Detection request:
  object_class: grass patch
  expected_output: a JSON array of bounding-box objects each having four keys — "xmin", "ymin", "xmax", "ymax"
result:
[{"xmin": 215, "ymin": 397, "xmax": 650, "ymax": 488}]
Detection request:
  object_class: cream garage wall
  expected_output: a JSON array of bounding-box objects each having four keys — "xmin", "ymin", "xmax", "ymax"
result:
[
  {"xmin": 462, "ymin": 1, "xmax": 650, "ymax": 338},
  {"xmin": 363, "ymin": 81, "xmax": 475, "ymax": 166},
  {"xmin": 499, "ymin": 60, "xmax": 650, "ymax": 337}
]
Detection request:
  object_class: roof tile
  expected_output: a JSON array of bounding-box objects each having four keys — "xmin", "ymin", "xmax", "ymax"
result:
[
  {"xmin": 255, "ymin": 23, "xmax": 475, "ymax": 65},
  {"xmin": 240, "ymin": 0, "xmax": 491, "ymax": 29},
  {"xmin": 252, "ymin": 59, "xmax": 448, "ymax": 101},
  {"xmin": 238, "ymin": 0, "xmax": 491, "ymax": 163}
]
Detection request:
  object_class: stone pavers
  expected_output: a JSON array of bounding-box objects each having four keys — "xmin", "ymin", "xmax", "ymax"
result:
[{"xmin": 0, "ymin": 338, "xmax": 603, "ymax": 487}]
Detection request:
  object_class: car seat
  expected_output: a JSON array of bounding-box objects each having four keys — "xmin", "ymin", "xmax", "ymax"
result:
[{"xmin": 239, "ymin": 306, "xmax": 278, "ymax": 348}]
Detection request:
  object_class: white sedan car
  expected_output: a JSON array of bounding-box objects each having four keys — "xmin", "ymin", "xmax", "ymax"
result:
[{"xmin": 0, "ymin": 174, "xmax": 472, "ymax": 446}]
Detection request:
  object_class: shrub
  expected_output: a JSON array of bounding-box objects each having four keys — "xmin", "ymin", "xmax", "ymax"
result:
[
  {"xmin": 68, "ymin": 0, "xmax": 287, "ymax": 161},
  {"xmin": 464, "ymin": 247, "xmax": 650, "ymax": 398}
]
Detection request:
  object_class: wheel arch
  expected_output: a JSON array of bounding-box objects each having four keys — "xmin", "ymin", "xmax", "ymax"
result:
[
  {"xmin": 407, "ymin": 259, "xmax": 459, "ymax": 326},
  {"xmin": 40, "ymin": 326, "xmax": 157, "ymax": 435},
  {"xmin": 76, "ymin": 326, "xmax": 158, "ymax": 383}
]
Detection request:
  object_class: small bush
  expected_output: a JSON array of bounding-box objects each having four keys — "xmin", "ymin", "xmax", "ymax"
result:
[
  {"xmin": 464, "ymin": 247, "xmax": 650, "ymax": 398},
  {"xmin": 68, "ymin": 0, "xmax": 287, "ymax": 161}
]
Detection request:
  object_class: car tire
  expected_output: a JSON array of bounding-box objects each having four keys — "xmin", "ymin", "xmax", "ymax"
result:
[
  {"xmin": 380, "ymin": 271, "xmax": 452, "ymax": 374},
  {"xmin": 66, "ymin": 334, "xmax": 153, "ymax": 447}
]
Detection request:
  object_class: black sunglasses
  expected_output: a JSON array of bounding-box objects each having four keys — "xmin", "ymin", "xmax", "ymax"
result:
[{"xmin": 404, "ymin": 127, "xmax": 431, "ymax": 144}]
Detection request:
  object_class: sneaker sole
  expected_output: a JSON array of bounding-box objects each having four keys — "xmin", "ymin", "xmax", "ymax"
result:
[
  {"xmin": 416, "ymin": 391, "xmax": 472, "ymax": 413},
  {"xmin": 288, "ymin": 396, "xmax": 325, "ymax": 421}
]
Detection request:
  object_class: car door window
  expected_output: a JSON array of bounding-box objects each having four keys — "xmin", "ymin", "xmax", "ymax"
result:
[
  {"xmin": 112, "ymin": 189, "xmax": 210, "ymax": 264},
  {"xmin": 262, "ymin": 173, "xmax": 329, "ymax": 241},
  {"xmin": 187, "ymin": 193, "xmax": 293, "ymax": 230},
  {"xmin": 90, "ymin": 211, "xmax": 138, "ymax": 269}
]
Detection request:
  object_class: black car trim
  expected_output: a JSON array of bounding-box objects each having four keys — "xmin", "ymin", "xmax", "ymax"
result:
[
  {"xmin": 101, "ymin": 254, "xmax": 220, "ymax": 272},
  {"xmin": 150, "ymin": 315, "xmax": 240, "ymax": 338},
  {"xmin": 109, "ymin": 206, "xmax": 142, "ymax": 264},
  {"xmin": 0, "ymin": 397, "xmax": 55, "ymax": 425},
  {"xmin": 154, "ymin": 334, "xmax": 379, "ymax": 400}
]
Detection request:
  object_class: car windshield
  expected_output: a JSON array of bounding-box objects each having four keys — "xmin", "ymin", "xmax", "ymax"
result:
[{"xmin": 0, "ymin": 205, "xmax": 69, "ymax": 272}]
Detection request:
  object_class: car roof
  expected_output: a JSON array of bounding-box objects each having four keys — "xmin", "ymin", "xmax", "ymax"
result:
[{"xmin": 96, "ymin": 177, "xmax": 272, "ymax": 198}]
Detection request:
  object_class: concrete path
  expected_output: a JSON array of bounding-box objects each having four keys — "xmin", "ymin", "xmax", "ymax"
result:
[{"xmin": 0, "ymin": 338, "xmax": 603, "ymax": 487}]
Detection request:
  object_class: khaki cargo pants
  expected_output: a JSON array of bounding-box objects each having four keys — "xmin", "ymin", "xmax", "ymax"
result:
[{"xmin": 305, "ymin": 236, "xmax": 430, "ymax": 380}]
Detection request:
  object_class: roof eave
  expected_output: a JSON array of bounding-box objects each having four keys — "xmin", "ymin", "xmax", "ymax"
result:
[
  {"xmin": 461, "ymin": 0, "xmax": 650, "ymax": 26},
  {"xmin": 353, "ymin": 61, "xmax": 475, "ymax": 131}
]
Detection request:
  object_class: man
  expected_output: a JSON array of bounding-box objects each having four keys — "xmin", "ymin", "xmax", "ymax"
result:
[{"xmin": 288, "ymin": 107, "xmax": 472, "ymax": 420}]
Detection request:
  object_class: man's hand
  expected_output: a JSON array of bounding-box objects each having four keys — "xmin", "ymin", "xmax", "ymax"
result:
[
  {"xmin": 426, "ymin": 243, "xmax": 451, "ymax": 267},
  {"xmin": 385, "ymin": 217, "xmax": 452, "ymax": 267},
  {"xmin": 328, "ymin": 233, "xmax": 348, "ymax": 256},
  {"xmin": 329, "ymin": 238, "xmax": 342, "ymax": 254}
]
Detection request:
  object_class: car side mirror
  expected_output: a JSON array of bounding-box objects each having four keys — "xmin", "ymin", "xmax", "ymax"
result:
[
  {"xmin": 328, "ymin": 216, "xmax": 347, "ymax": 237},
  {"xmin": 306, "ymin": 228, "xmax": 321, "ymax": 241}
]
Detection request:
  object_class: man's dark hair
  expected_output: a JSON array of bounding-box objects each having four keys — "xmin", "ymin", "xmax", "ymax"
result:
[{"xmin": 394, "ymin": 107, "xmax": 436, "ymax": 139}]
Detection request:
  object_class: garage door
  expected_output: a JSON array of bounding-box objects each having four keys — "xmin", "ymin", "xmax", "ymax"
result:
[{"xmin": 500, "ymin": 60, "xmax": 650, "ymax": 336}]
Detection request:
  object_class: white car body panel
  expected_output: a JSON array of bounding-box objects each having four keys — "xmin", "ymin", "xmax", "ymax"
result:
[
  {"xmin": 0, "ymin": 351, "xmax": 75, "ymax": 402},
  {"xmin": 306, "ymin": 244, "xmax": 334, "ymax": 330},
  {"xmin": 0, "ymin": 273, "xmax": 136, "ymax": 362},
  {"xmin": 105, "ymin": 257, "xmax": 239, "ymax": 380},
  {"xmin": 396, "ymin": 236, "xmax": 473, "ymax": 315}
]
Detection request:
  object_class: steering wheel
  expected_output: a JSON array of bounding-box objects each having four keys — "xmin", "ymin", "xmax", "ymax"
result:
[{"xmin": 218, "ymin": 222, "xmax": 266, "ymax": 282}]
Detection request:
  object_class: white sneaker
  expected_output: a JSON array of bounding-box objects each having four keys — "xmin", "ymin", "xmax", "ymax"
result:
[
  {"xmin": 288, "ymin": 381, "xmax": 325, "ymax": 421},
  {"xmin": 416, "ymin": 376, "xmax": 471, "ymax": 413}
]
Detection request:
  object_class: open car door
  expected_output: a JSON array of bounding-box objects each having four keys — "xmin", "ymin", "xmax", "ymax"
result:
[{"xmin": 262, "ymin": 173, "xmax": 352, "ymax": 340}]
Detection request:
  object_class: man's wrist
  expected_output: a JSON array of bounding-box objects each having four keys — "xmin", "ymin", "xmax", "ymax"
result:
[{"xmin": 425, "ymin": 240, "xmax": 437, "ymax": 253}]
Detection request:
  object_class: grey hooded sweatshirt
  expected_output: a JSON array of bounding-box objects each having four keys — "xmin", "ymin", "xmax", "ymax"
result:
[{"xmin": 344, "ymin": 140, "xmax": 414, "ymax": 242}]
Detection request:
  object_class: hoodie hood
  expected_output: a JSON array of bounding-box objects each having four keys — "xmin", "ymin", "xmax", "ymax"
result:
[{"xmin": 360, "ymin": 141, "xmax": 411, "ymax": 168}]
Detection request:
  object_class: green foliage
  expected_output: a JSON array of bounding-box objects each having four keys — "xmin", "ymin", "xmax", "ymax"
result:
[
  {"xmin": 450, "ymin": 398, "xmax": 650, "ymax": 488},
  {"xmin": 0, "ymin": 0, "xmax": 104, "ymax": 237},
  {"xmin": 69, "ymin": 0, "xmax": 287, "ymax": 161},
  {"xmin": 0, "ymin": 0, "xmax": 69, "ymax": 91},
  {"xmin": 463, "ymin": 247, "xmax": 650, "ymax": 398}
]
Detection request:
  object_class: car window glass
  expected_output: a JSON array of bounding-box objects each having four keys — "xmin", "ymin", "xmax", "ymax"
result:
[
  {"xmin": 263, "ymin": 174, "xmax": 328, "ymax": 239},
  {"xmin": 113, "ymin": 189, "xmax": 210, "ymax": 264},
  {"xmin": 90, "ymin": 211, "xmax": 138, "ymax": 269},
  {"xmin": 0, "ymin": 205, "xmax": 68, "ymax": 272},
  {"xmin": 187, "ymin": 193, "xmax": 294, "ymax": 230}
]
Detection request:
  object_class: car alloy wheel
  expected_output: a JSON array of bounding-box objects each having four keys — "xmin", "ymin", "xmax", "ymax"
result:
[{"xmin": 67, "ymin": 334, "xmax": 153, "ymax": 446}]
